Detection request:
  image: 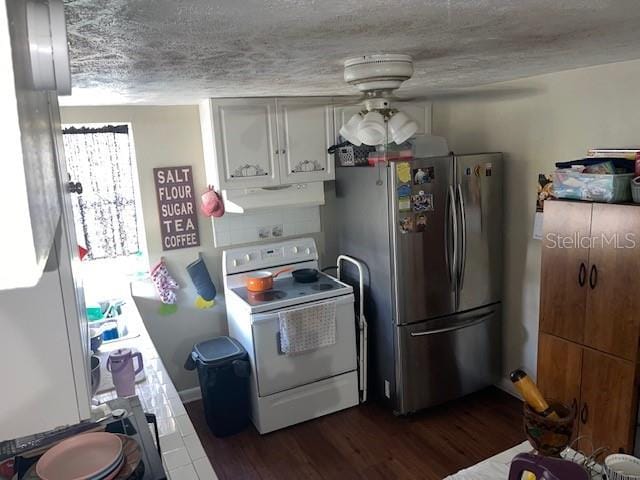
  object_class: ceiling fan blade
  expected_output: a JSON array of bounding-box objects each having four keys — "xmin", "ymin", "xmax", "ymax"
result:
[
  {"xmin": 331, "ymin": 95, "xmax": 365, "ymax": 107},
  {"xmin": 387, "ymin": 94, "xmax": 433, "ymax": 103}
]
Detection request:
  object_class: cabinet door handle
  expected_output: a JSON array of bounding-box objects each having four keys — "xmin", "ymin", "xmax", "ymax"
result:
[
  {"xmin": 580, "ymin": 403, "xmax": 589, "ymax": 424},
  {"xmin": 589, "ymin": 265, "xmax": 598, "ymax": 289},
  {"xmin": 578, "ymin": 262, "xmax": 587, "ymax": 287}
]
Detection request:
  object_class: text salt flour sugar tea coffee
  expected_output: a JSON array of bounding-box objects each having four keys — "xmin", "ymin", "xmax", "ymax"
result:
[{"xmin": 153, "ymin": 166, "xmax": 201, "ymax": 250}]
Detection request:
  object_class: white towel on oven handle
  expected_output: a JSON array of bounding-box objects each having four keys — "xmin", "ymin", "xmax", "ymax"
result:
[{"xmin": 278, "ymin": 301, "xmax": 337, "ymax": 355}]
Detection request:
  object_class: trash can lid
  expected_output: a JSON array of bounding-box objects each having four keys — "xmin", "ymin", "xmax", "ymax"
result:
[{"xmin": 192, "ymin": 336, "xmax": 246, "ymax": 367}]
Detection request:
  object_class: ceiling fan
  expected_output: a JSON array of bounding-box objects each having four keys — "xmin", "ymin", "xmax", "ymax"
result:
[{"xmin": 336, "ymin": 54, "xmax": 429, "ymax": 146}]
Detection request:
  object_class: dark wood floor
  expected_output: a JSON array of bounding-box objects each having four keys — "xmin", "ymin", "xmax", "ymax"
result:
[{"xmin": 185, "ymin": 387, "xmax": 525, "ymax": 480}]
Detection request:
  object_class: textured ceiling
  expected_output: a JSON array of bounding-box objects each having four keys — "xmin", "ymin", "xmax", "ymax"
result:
[{"xmin": 62, "ymin": 0, "xmax": 640, "ymax": 105}]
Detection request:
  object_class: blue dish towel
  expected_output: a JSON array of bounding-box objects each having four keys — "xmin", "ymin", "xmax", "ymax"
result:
[{"xmin": 186, "ymin": 254, "xmax": 217, "ymax": 301}]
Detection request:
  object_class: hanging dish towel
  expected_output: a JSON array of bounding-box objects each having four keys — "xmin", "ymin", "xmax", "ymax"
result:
[{"xmin": 278, "ymin": 301, "xmax": 337, "ymax": 355}]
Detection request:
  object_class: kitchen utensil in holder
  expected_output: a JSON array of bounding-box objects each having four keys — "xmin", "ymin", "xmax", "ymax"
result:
[{"xmin": 523, "ymin": 400, "xmax": 576, "ymax": 457}]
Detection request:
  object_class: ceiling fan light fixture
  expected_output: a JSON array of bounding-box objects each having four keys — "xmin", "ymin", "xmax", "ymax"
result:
[
  {"xmin": 339, "ymin": 113, "xmax": 363, "ymax": 146},
  {"xmin": 389, "ymin": 111, "xmax": 418, "ymax": 144},
  {"xmin": 357, "ymin": 111, "xmax": 386, "ymax": 146}
]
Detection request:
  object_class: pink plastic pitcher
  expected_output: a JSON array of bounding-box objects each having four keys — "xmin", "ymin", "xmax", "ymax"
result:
[{"xmin": 106, "ymin": 348, "xmax": 143, "ymax": 397}]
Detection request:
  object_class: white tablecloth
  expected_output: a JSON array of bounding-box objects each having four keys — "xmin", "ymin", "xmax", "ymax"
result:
[{"xmin": 445, "ymin": 442, "xmax": 604, "ymax": 479}]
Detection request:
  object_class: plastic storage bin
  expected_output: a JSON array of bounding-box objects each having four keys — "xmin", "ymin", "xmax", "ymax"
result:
[
  {"xmin": 553, "ymin": 171, "xmax": 633, "ymax": 203},
  {"xmin": 184, "ymin": 336, "xmax": 251, "ymax": 437}
]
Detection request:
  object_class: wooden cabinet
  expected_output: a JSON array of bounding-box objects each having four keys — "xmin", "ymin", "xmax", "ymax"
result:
[
  {"xmin": 579, "ymin": 349, "xmax": 637, "ymax": 454},
  {"xmin": 537, "ymin": 333, "xmax": 582, "ymax": 410},
  {"xmin": 539, "ymin": 201, "xmax": 591, "ymax": 344},
  {"xmin": 200, "ymin": 97, "xmax": 335, "ymax": 191},
  {"xmin": 584, "ymin": 204, "xmax": 640, "ymax": 360},
  {"xmin": 538, "ymin": 200, "xmax": 640, "ymax": 454}
]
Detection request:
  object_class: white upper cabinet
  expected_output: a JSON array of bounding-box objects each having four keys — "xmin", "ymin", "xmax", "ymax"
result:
[
  {"xmin": 202, "ymin": 98, "xmax": 280, "ymax": 190},
  {"xmin": 277, "ymin": 99, "xmax": 335, "ymax": 184},
  {"xmin": 1, "ymin": 0, "xmax": 64, "ymax": 290},
  {"xmin": 200, "ymin": 97, "xmax": 335, "ymax": 190}
]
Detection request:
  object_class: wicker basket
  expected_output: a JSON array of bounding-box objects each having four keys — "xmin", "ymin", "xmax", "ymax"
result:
[
  {"xmin": 523, "ymin": 400, "xmax": 576, "ymax": 457},
  {"xmin": 632, "ymin": 176, "xmax": 640, "ymax": 203}
]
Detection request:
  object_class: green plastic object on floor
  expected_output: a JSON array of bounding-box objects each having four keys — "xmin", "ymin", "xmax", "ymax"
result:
[{"xmin": 158, "ymin": 303, "xmax": 178, "ymax": 316}]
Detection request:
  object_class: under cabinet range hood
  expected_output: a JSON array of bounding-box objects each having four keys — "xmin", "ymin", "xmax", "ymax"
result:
[{"xmin": 221, "ymin": 182, "xmax": 325, "ymax": 214}]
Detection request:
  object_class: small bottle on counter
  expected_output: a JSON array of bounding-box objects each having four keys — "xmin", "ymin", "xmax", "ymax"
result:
[{"xmin": 510, "ymin": 369, "xmax": 560, "ymax": 420}]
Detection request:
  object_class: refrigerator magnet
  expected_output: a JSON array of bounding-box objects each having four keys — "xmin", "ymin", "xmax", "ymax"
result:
[
  {"xmin": 465, "ymin": 167, "xmax": 472, "ymax": 176},
  {"xmin": 399, "ymin": 215, "xmax": 414, "ymax": 234},
  {"xmin": 485, "ymin": 163, "xmax": 492, "ymax": 176},
  {"xmin": 413, "ymin": 167, "xmax": 434, "ymax": 185},
  {"xmin": 411, "ymin": 191, "xmax": 434, "ymax": 212},
  {"xmin": 415, "ymin": 213, "xmax": 427, "ymax": 232},
  {"xmin": 398, "ymin": 197, "xmax": 411, "ymax": 212},
  {"xmin": 396, "ymin": 162, "xmax": 411, "ymax": 184},
  {"xmin": 397, "ymin": 184, "xmax": 411, "ymax": 198}
]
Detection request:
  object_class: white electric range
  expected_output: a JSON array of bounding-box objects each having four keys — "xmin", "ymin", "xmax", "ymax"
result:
[{"xmin": 223, "ymin": 238, "xmax": 360, "ymax": 434}]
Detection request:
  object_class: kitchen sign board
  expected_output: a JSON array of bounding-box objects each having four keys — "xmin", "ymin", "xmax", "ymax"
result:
[{"xmin": 154, "ymin": 166, "xmax": 200, "ymax": 250}]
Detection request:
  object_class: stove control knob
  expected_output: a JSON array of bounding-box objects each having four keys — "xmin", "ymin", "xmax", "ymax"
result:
[
  {"xmin": 244, "ymin": 254, "xmax": 251, "ymax": 262},
  {"xmin": 233, "ymin": 259, "xmax": 239, "ymax": 267},
  {"xmin": 305, "ymin": 247, "xmax": 311, "ymax": 255},
  {"xmin": 293, "ymin": 246, "xmax": 299, "ymax": 254}
]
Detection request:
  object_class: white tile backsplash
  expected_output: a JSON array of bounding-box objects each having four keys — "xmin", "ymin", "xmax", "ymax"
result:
[{"xmin": 213, "ymin": 206, "xmax": 321, "ymax": 247}]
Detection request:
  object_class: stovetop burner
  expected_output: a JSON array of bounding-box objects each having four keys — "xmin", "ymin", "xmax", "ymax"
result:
[
  {"xmin": 311, "ymin": 283, "xmax": 335, "ymax": 291},
  {"xmin": 230, "ymin": 272, "xmax": 351, "ymax": 310},
  {"xmin": 249, "ymin": 290, "xmax": 286, "ymax": 302}
]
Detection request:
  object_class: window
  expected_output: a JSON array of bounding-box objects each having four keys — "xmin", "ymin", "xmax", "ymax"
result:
[{"xmin": 63, "ymin": 124, "xmax": 140, "ymax": 260}]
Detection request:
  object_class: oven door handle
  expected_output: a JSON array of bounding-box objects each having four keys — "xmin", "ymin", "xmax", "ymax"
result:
[{"xmin": 251, "ymin": 296, "xmax": 351, "ymax": 323}]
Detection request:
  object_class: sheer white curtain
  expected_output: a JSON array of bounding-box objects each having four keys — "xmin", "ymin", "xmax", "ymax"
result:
[{"xmin": 62, "ymin": 125, "xmax": 140, "ymax": 260}]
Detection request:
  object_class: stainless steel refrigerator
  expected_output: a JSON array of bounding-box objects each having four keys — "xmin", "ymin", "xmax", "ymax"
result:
[{"xmin": 333, "ymin": 142, "xmax": 502, "ymax": 414}]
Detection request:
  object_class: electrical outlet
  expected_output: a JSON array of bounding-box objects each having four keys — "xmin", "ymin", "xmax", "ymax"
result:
[
  {"xmin": 272, "ymin": 224, "xmax": 283, "ymax": 237},
  {"xmin": 257, "ymin": 226, "xmax": 271, "ymax": 239}
]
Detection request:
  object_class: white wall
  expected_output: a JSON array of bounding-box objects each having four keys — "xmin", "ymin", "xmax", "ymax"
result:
[
  {"xmin": 432, "ymin": 58, "xmax": 640, "ymax": 389},
  {"xmin": 61, "ymin": 106, "xmax": 227, "ymax": 391}
]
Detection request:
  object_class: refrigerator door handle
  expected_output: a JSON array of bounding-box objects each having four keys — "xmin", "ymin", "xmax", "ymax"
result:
[
  {"xmin": 409, "ymin": 310, "xmax": 495, "ymax": 337},
  {"xmin": 446, "ymin": 185, "xmax": 458, "ymax": 292},
  {"xmin": 456, "ymin": 183, "xmax": 467, "ymax": 291}
]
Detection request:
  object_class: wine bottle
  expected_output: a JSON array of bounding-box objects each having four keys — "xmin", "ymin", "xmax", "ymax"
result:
[{"xmin": 510, "ymin": 369, "xmax": 560, "ymax": 420}]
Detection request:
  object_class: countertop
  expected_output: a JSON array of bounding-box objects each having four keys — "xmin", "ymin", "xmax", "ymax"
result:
[{"xmin": 95, "ymin": 300, "xmax": 218, "ymax": 480}]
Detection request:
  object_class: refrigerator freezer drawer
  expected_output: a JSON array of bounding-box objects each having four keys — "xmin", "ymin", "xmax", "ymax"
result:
[{"xmin": 396, "ymin": 304, "xmax": 501, "ymax": 414}]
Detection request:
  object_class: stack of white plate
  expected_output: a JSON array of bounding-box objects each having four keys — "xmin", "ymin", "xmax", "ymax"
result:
[
  {"xmin": 605, "ymin": 454, "xmax": 640, "ymax": 480},
  {"xmin": 36, "ymin": 432, "xmax": 125, "ymax": 480}
]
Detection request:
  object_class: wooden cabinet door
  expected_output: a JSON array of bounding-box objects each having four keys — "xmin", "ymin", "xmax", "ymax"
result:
[
  {"xmin": 537, "ymin": 333, "xmax": 582, "ymax": 411},
  {"xmin": 210, "ymin": 99, "xmax": 280, "ymax": 189},
  {"xmin": 277, "ymin": 99, "xmax": 334, "ymax": 184},
  {"xmin": 584, "ymin": 204, "xmax": 640, "ymax": 360},
  {"xmin": 539, "ymin": 201, "xmax": 592, "ymax": 343},
  {"xmin": 579, "ymin": 349, "xmax": 637, "ymax": 453}
]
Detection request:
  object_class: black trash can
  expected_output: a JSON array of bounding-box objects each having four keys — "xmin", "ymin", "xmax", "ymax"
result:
[{"xmin": 185, "ymin": 336, "xmax": 250, "ymax": 437}]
